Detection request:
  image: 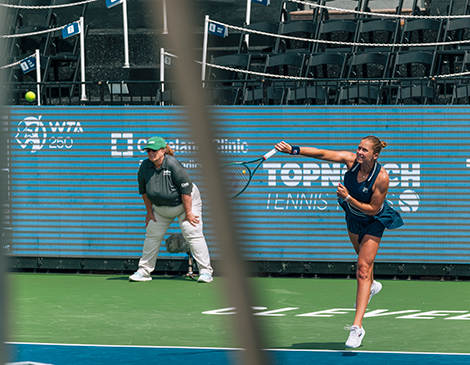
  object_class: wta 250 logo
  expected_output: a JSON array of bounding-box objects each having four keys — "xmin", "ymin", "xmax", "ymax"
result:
[
  {"xmin": 15, "ymin": 116, "xmax": 47, "ymax": 153},
  {"xmin": 15, "ymin": 116, "xmax": 83, "ymax": 153}
]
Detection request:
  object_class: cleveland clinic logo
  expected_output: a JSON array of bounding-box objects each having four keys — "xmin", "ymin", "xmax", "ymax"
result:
[{"xmin": 15, "ymin": 116, "xmax": 47, "ymax": 153}]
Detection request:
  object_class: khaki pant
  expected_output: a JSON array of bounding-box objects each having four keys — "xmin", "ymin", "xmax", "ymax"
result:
[{"xmin": 137, "ymin": 184, "xmax": 213, "ymax": 276}]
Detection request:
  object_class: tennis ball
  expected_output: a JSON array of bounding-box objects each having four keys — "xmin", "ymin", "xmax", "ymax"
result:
[{"xmin": 25, "ymin": 91, "xmax": 36, "ymax": 102}]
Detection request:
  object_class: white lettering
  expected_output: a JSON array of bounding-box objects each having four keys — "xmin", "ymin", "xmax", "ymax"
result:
[
  {"xmin": 266, "ymin": 193, "xmax": 329, "ymax": 211},
  {"xmin": 265, "ymin": 163, "xmax": 421, "ymax": 188},
  {"xmin": 254, "ymin": 307, "xmax": 299, "ymax": 316},
  {"xmin": 383, "ymin": 163, "xmax": 401, "ymax": 187},
  {"xmin": 445, "ymin": 313, "xmax": 470, "ymax": 320},
  {"xmin": 303, "ymin": 163, "xmax": 320, "ymax": 186},
  {"xmin": 396, "ymin": 310, "xmax": 467, "ymax": 319},
  {"xmin": 296, "ymin": 308, "xmax": 355, "ymax": 317},
  {"xmin": 264, "ymin": 163, "xmax": 281, "ymax": 186},
  {"xmin": 321, "ymin": 163, "xmax": 342, "ymax": 186},
  {"xmin": 111, "ymin": 132, "xmax": 133, "ymax": 157},
  {"xmin": 364, "ymin": 309, "xmax": 421, "ymax": 318},
  {"xmin": 202, "ymin": 307, "xmax": 470, "ymax": 320},
  {"xmin": 202, "ymin": 307, "xmax": 236, "ymax": 315},
  {"xmin": 281, "ymin": 163, "xmax": 302, "ymax": 186},
  {"xmin": 400, "ymin": 163, "xmax": 421, "ymax": 187}
]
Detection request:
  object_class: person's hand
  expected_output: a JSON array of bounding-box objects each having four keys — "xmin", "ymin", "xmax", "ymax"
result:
[
  {"xmin": 275, "ymin": 141, "xmax": 292, "ymax": 154},
  {"xmin": 337, "ymin": 183, "xmax": 350, "ymax": 200},
  {"xmin": 145, "ymin": 211, "xmax": 156, "ymax": 227},
  {"xmin": 184, "ymin": 211, "xmax": 200, "ymax": 227}
]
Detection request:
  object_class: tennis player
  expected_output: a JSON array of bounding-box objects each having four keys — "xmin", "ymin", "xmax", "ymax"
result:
[
  {"xmin": 275, "ymin": 136, "xmax": 403, "ymax": 348},
  {"xmin": 129, "ymin": 136, "xmax": 214, "ymax": 283}
]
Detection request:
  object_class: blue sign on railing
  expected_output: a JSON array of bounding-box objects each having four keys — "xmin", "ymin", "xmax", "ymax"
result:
[
  {"xmin": 62, "ymin": 22, "xmax": 80, "ymax": 39},
  {"xmin": 208, "ymin": 22, "xmax": 228, "ymax": 38},
  {"xmin": 252, "ymin": 0, "xmax": 270, "ymax": 5},
  {"xmin": 105, "ymin": 0, "xmax": 123, "ymax": 9},
  {"xmin": 19, "ymin": 55, "xmax": 36, "ymax": 74}
]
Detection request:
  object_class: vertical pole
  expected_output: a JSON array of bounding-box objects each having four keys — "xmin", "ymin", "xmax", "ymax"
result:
[
  {"xmin": 162, "ymin": 0, "xmax": 168, "ymax": 34},
  {"xmin": 80, "ymin": 17, "xmax": 87, "ymax": 101},
  {"xmin": 123, "ymin": 0, "xmax": 130, "ymax": 68},
  {"xmin": 245, "ymin": 0, "xmax": 251, "ymax": 47},
  {"xmin": 160, "ymin": 48, "xmax": 165, "ymax": 106},
  {"xmin": 201, "ymin": 15, "xmax": 209, "ymax": 82},
  {"xmin": 35, "ymin": 49, "xmax": 41, "ymax": 106}
]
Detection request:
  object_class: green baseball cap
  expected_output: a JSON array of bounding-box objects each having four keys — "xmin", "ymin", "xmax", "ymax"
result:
[{"xmin": 143, "ymin": 136, "xmax": 167, "ymax": 151}]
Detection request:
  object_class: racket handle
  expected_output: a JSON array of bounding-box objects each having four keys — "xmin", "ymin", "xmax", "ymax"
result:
[{"xmin": 263, "ymin": 148, "xmax": 278, "ymax": 160}]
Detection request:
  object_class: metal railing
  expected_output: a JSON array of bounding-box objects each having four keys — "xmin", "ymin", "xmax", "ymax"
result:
[{"xmin": 4, "ymin": 77, "xmax": 470, "ymax": 106}]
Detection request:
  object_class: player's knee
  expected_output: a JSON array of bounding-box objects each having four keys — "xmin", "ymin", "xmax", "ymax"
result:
[{"xmin": 356, "ymin": 264, "xmax": 371, "ymax": 281}]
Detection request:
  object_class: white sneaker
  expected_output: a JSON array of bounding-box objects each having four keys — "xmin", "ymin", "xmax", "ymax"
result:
[
  {"xmin": 129, "ymin": 272, "xmax": 152, "ymax": 282},
  {"xmin": 369, "ymin": 280, "xmax": 382, "ymax": 303},
  {"xmin": 355, "ymin": 280, "xmax": 382, "ymax": 308},
  {"xmin": 197, "ymin": 273, "xmax": 213, "ymax": 283},
  {"xmin": 345, "ymin": 325, "xmax": 365, "ymax": 348}
]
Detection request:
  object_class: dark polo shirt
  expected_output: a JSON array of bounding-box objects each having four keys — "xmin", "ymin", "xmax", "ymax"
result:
[{"xmin": 138, "ymin": 155, "xmax": 193, "ymax": 206}]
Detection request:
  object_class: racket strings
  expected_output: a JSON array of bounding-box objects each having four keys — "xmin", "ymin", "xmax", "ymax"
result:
[{"xmin": 224, "ymin": 164, "xmax": 250, "ymax": 197}]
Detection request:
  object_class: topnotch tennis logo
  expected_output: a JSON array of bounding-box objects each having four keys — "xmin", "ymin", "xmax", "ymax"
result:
[
  {"xmin": 263, "ymin": 162, "xmax": 421, "ymax": 212},
  {"xmin": 15, "ymin": 116, "xmax": 47, "ymax": 153},
  {"xmin": 15, "ymin": 116, "xmax": 83, "ymax": 153}
]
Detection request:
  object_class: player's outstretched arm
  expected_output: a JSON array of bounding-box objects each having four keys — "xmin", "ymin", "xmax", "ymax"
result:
[{"xmin": 275, "ymin": 141, "xmax": 355, "ymax": 166}]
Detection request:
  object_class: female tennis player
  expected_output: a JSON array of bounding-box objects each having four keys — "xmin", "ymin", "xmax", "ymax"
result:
[
  {"xmin": 129, "ymin": 136, "xmax": 213, "ymax": 283},
  {"xmin": 275, "ymin": 136, "xmax": 403, "ymax": 348}
]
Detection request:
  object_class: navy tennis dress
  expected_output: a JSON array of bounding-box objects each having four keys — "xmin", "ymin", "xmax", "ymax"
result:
[{"xmin": 338, "ymin": 161, "xmax": 403, "ymax": 244}]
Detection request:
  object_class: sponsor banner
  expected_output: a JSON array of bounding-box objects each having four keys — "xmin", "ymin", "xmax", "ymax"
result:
[{"xmin": 7, "ymin": 106, "xmax": 470, "ymax": 263}]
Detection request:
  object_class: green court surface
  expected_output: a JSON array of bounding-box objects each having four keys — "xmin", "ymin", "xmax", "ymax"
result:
[{"xmin": 7, "ymin": 273, "xmax": 470, "ymax": 354}]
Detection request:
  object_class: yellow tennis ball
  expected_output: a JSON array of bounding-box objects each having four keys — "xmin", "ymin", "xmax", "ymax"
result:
[{"xmin": 25, "ymin": 91, "xmax": 36, "ymax": 102}]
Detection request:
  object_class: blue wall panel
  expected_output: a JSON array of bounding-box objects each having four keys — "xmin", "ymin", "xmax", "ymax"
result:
[{"xmin": 8, "ymin": 106, "xmax": 470, "ymax": 263}]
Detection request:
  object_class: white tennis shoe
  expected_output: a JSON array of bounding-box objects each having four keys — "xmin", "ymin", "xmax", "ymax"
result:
[
  {"xmin": 129, "ymin": 272, "xmax": 152, "ymax": 282},
  {"xmin": 355, "ymin": 280, "xmax": 382, "ymax": 307},
  {"xmin": 197, "ymin": 273, "xmax": 213, "ymax": 283},
  {"xmin": 369, "ymin": 280, "xmax": 382, "ymax": 302},
  {"xmin": 345, "ymin": 325, "xmax": 365, "ymax": 348}
]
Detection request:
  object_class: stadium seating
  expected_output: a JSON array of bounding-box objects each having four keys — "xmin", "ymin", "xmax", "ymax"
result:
[{"xmin": 4, "ymin": 0, "xmax": 470, "ymax": 106}]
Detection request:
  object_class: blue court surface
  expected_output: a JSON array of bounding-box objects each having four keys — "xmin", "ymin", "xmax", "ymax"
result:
[{"xmin": 7, "ymin": 343, "xmax": 470, "ymax": 365}]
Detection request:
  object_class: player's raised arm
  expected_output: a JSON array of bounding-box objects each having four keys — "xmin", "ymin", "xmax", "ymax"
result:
[{"xmin": 275, "ymin": 140, "xmax": 355, "ymax": 168}]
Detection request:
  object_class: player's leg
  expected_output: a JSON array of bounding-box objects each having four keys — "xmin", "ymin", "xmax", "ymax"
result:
[
  {"xmin": 353, "ymin": 234, "xmax": 381, "ymax": 328},
  {"xmin": 348, "ymin": 231, "xmax": 360, "ymax": 255},
  {"xmin": 177, "ymin": 185, "xmax": 213, "ymax": 280},
  {"xmin": 132, "ymin": 207, "xmax": 174, "ymax": 280},
  {"xmin": 345, "ymin": 234, "xmax": 381, "ymax": 347},
  {"xmin": 348, "ymin": 231, "xmax": 376, "ymax": 287}
]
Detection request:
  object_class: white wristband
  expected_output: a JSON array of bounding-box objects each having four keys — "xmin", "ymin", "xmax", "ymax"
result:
[{"xmin": 344, "ymin": 195, "xmax": 351, "ymax": 201}]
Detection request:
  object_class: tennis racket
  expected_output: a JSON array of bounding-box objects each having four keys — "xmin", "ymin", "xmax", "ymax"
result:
[{"xmin": 223, "ymin": 148, "xmax": 278, "ymax": 199}]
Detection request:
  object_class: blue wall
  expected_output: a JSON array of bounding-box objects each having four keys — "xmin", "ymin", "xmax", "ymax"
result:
[{"xmin": 8, "ymin": 105, "xmax": 470, "ymax": 263}]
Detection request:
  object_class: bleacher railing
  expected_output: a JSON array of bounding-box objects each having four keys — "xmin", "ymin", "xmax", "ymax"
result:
[{"xmin": 5, "ymin": 77, "xmax": 470, "ymax": 106}]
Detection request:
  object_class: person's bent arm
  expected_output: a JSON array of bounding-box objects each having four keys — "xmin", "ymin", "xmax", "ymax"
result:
[
  {"xmin": 142, "ymin": 193, "xmax": 156, "ymax": 227},
  {"xmin": 181, "ymin": 193, "xmax": 199, "ymax": 227},
  {"xmin": 275, "ymin": 140, "xmax": 356, "ymax": 167},
  {"xmin": 337, "ymin": 169, "xmax": 389, "ymax": 215}
]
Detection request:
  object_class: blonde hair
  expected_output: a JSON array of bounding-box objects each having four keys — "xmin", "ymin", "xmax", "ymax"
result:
[{"xmin": 362, "ymin": 135, "xmax": 387, "ymax": 154}]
